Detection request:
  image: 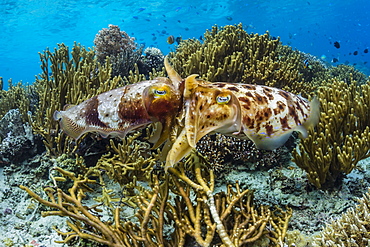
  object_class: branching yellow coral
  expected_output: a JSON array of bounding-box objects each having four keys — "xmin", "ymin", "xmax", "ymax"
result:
[
  {"xmin": 293, "ymin": 77, "xmax": 370, "ymax": 188},
  {"xmin": 314, "ymin": 188, "xmax": 370, "ymax": 246},
  {"xmin": 20, "ymin": 151, "xmax": 292, "ymax": 246},
  {"xmin": 30, "ymin": 43, "xmax": 123, "ymax": 155},
  {"xmin": 0, "ymin": 81, "xmax": 31, "ymax": 122},
  {"xmin": 169, "ymin": 24, "xmax": 310, "ymax": 95}
]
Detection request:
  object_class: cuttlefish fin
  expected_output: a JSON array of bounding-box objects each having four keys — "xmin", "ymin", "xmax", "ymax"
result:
[
  {"xmin": 301, "ymin": 97, "xmax": 320, "ymax": 135},
  {"xmin": 184, "ymin": 76, "xmax": 242, "ymax": 148},
  {"xmin": 165, "ymin": 127, "xmax": 192, "ymax": 171},
  {"xmin": 244, "ymin": 130, "xmax": 293, "ymax": 150},
  {"xmin": 164, "ymin": 56, "xmax": 182, "ymax": 90}
]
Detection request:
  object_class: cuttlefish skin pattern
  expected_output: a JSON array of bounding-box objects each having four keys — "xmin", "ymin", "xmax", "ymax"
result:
[
  {"xmin": 54, "ymin": 77, "xmax": 181, "ymax": 142},
  {"xmin": 165, "ymin": 75, "xmax": 320, "ymax": 169},
  {"xmin": 209, "ymin": 82, "xmax": 319, "ymax": 148}
]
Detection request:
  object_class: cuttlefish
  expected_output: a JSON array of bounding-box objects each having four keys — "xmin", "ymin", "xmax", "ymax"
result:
[
  {"xmin": 54, "ymin": 57, "xmax": 319, "ymax": 171},
  {"xmin": 165, "ymin": 74, "xmax": 320, "ymax": 170},
  {"xmin": 53, "ymin": 69, "xmax": 182, "ymax": 148}
]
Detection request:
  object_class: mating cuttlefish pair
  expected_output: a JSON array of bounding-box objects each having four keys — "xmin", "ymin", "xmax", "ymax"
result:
[{"xmin": 54, "ymin": 58, "xmax": 320, "ymax": 171}]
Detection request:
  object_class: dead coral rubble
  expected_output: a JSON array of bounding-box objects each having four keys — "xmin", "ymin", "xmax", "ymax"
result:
[{"xmin": 314, "ymin": 188, "xmax": 370, "ymax": 246}]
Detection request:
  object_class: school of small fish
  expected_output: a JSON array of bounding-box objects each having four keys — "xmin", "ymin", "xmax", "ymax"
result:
[{"xmin": 54, "ymin": 58, "xmax": 320, "ymax": 170}]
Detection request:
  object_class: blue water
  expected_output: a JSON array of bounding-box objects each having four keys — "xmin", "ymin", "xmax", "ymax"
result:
[{"xmin": 1, "ymin": 0, "xmax": 370, "ymax": 90}]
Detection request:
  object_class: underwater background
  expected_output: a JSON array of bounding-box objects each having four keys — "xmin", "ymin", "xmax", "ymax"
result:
[
  {"xmin": 1, "ymin": 0, "xmax": 370, "ymax": 88},
  {"xmin": 2, "ymin": 0, "xmax": 370, "ymax": 247}
]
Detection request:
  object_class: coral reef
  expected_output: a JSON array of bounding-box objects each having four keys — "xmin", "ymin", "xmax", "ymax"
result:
[
  {"xmin": 94, "ymin": 24, "xmax": 142, "ymax": 78},
  {"xmin": 0, "ymin": 109, "xmax": 40, "ymax": 163},
  {"xmin": 30, "ymin": 42, "xmax": 123, "ymax": 155},
  {"xmin": 94, "ymin": 24, "xmax": 136, "ymax": 63},
  {"xmin": 168, "ymin": 23, "xmax": 313, "ymax": 96},
  {"xmin": 7, "ymin": 22, "xmax": 370, "ymax": 247},
  {"xmin": 314, "ymin": 188, "xmax": 370, "ymax": 246},
  {"xmin": 196, "ymin": 133, "xmax": 293, "ymax": 175},
  {"xmin": 20, "ymin": 150, "xmax": 292, "ymax": 247},
  {"xmin": 292, "ymin": 77, "xmax": 370, "ymax": 188},
  {"xmin": 0, "ymin": 81, "xmax": 31, "ymax": 122},
  {"xmin": 138, "ymin": 47, "xmax": 165, "ymax": 76},
  {"xmin": 329, "ymin": 64, "xmax": 368, "ymax": 85}
]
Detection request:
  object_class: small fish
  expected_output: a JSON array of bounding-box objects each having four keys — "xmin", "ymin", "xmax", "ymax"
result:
[
  {"xmin": 138, "ymin": 7, "xmax": 146, "ymax": 12},
  {"xmin": 334, "ymin": 41, "xmax": 340, "ymax": 48},
  {"xmin": 303, "ymin": 59, "xmax": 312, "ymax": 69},
  {"xmin": 175, "ymin": 36, "xmax": 182, "ymax": 44},
  {"xmin": 332, "ymin": 58, "xmax": 339, "ymax": 63},
  {"xmin": 354, "ymin": 51, "xmax": 358, "ymax": 55},
  {"xmin": 364, "ymin": 48, "xmax": 368, "ymax": 53},
  {"xmin": 167, "ymin": 35, "xmax": 175, "ymax": 44},
  {"xmin": 133, "ymin": 16, "xmax": 138, "ymax": 19},
  {"xmin": 226, "ymin": 16, "xmax": 233, "ymax": 21}
]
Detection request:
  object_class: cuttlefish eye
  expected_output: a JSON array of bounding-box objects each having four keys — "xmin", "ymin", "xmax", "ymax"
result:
[
  {"xmin": 153, "ymin": 88, "xmax": 168, "ymax": 97},
  {"xmin": 216, "ymin": 93, "xmax": 231, "ymax": 104}
]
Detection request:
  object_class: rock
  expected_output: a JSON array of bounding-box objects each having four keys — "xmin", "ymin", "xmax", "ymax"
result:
[{"xmin": 0, "ymin": 109, "xmax": 36, "ymax": 164}]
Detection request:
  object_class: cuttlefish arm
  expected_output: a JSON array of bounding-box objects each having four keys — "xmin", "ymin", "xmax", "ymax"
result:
[
  {"xmin": 54, "ymin": 77, "xmax": 181, "ymax": 146},
  {"xmin": 165, "ymin": 75, "xmax": 242, "ymax": 169},
  {"xmin": 164, "ymin": 56, "xmax": 182, "ymax": 90}
]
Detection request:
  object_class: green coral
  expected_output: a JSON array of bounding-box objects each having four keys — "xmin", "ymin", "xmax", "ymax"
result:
[{"xmin": 0, "ymin": 81, "xmax": 31, "ymax": 122}]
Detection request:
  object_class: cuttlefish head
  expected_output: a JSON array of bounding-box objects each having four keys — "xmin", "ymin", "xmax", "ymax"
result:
[
  {"xmin": 185, "ymin": 75, "xmax": 242, "ymax": 147},
  {"xmin": 143, "ymin": 79, "xmax": 182, "ymax": 148},
  {"xmin": 165, "ymin": 75, "xmax": 242, "ymax": 169}
]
